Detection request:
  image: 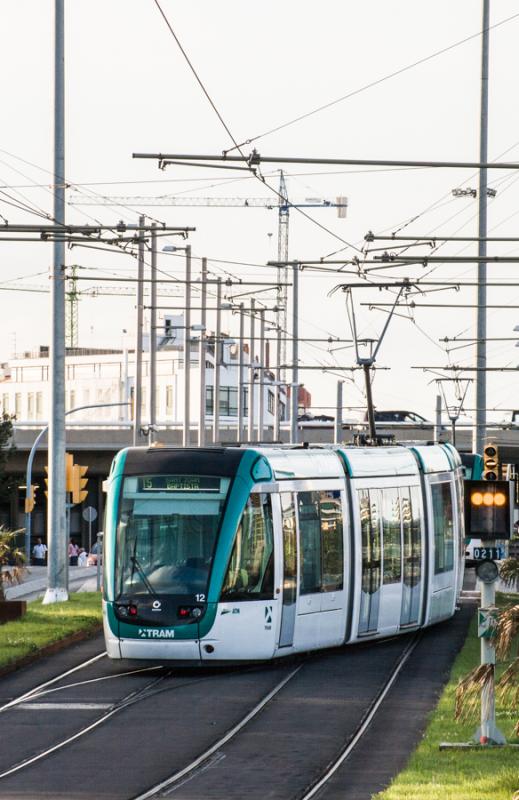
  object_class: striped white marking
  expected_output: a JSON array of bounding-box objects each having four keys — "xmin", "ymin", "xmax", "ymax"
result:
[
  {"xmin": 17, "ymin": 702, "xmax": 111, "ymax": 711},
  {"xmin": 0, "ymin": 652, "xmax": 107, "ymax": 714}
]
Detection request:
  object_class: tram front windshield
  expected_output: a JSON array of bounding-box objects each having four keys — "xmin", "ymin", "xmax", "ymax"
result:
[{"xmin": 115, "ymin": 475, "xmax": 230, "ymax": 599}]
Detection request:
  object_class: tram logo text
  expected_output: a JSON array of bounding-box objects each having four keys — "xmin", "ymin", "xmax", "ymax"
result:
[{"xmin": 138, "ymin": 628, "xmax": 175, "ymax": 639}]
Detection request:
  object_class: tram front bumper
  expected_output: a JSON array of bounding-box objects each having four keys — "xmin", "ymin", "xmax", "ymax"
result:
[{"xmin": 118, "ymin": 637, "xmax": 202, "ymax": 661}]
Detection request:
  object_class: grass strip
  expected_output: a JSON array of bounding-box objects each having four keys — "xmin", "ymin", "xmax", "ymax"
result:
[
  {"xmin": 375, "ymin": 594, "xmax": 519, "ymax": 800},
  {"xmin": 0, "ymin": 593, "xmax": 102, "ymax": 670}
]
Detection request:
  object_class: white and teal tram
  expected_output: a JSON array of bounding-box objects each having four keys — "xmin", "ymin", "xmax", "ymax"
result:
[{"xmin": 102, "ymin": 443, "xmax": 465, "ymax": 663}]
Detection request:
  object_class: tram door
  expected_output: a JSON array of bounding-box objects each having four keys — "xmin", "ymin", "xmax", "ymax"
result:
[
  {"xmin": 358, "ymin": 489, "xmax": 381, "ymax": 635},
  {"xmin": 279, "ymin": 493, "xmax": 297, "ymax": 648},
  {"xmin": 400, "ymin": 486, "xmax": 423, "ymax": 627}
]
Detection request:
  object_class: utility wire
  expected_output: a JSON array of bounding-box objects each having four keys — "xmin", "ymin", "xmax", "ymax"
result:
[{"xmin": 226, "ymin": 10, "xmax": 519, "ymax": 152}]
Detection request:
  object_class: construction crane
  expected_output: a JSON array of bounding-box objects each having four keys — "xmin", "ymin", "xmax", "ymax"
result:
[
  {"xmin": 68, "ymin": 175, "xmax": 348, "ymax": 367},
  {"xmin": 0, "ymin": 280, "xmax": 183, "ymax": 347}
]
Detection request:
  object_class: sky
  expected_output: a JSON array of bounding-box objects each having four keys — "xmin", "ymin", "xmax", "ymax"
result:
[{"xmin": 3, "ymin": 0, "xmax": 519, "ymax": 422}]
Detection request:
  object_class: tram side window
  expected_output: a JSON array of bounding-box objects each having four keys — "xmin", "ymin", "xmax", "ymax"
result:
[
  {"xmin": 220, "ymin": 493, "xmax": 274, "ymax": 601},
  {"xmin": 358, "ymin": 489, "xmax": 381, "ymax": 595},
  {"xmin": 298, "ymin": 492, "xmax": 322, "ymax": 594},
  {"xmin": 320, "ymin": 490, "xmax": 343, "ymax": 591},
  {"xmin": 402, "ymin": 487, "xmax": 422, "ymax": 588},
  {"xmin": 297, "ymin": 490, "xmax": 344, "ymax": 595},
  {"xmin": 431, "ymin": 482, "xmax": 454, "ymax": 574},
  {"xmin": 382, "ymin": 488, "xmax": 401, "ymax": 585}
]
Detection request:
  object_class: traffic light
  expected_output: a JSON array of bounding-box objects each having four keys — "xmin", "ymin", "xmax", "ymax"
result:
[
  {"xmin": 71, "ymin": 464, "xmax": 88, "ymax": 504},
  {"xmin": 465, "ymin": 479, "xmax": 512, "ymax": 540},
  {"xmin": 65, "ymin": 453, "xmax": 74, "ymax": 493},
  {"xmin": 24, "ymin": 484, "xmax": 37, "ymax": 514},
  {"xmin": 44, "ymin": 453, "xmax": 74, "ymax": 498},
  {"xmin": 482, "ymin": 442, "xmax": 500, "ymax": 481}
]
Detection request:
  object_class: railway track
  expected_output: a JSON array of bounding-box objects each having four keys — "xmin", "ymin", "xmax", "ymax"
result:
[{"xmin": 0, "ymin": 604, "xmax": 475, "ymax": 800}]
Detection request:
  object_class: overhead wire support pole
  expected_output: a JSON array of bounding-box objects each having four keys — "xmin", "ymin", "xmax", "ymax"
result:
[
  {"xmin": 213, "ymin": 278, "xmax": 222, "ymax": 445},
  {"xmin": 237, "ymin": 303, "xmax": 245, "ymax": 443},
  {"xmin": 199, "ymin": 257, "xmax": 207, "ymax": 447},
  {"xmin": 133, "ymin": 215, "xmax": 145, "ymax": 447},
  {"xmin": 183, "ymin": 245, "xmax": 192, "ymax": 448},
  {"xmin": 248, "ymin": 299, "xmax": 256, "ymax": 443},
  {"xmin": 148, "ymin": 223, "xmax": 157, "ymax": 445},
  {"xmin": 44, "ymin": 0, "xmax": 67, "ymax": 605},
  {"xmin": 274, "ymin": 325, "xmax": 281, "ymax": 443},
  {"xmin": 475, "ymin": 0, "xmax": 490, "ymax": 454},
  {"xmin": 257, "ymin": 309, "xmax": 265, "ymax": 442},
  {"xmin": 291, "ymin": 262, "xmax": 299, "ymax": 445}
]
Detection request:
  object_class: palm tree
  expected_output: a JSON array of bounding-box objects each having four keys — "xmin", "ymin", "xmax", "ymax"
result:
[{"xmin": 0, "ymin": 528, "xmax": 26, "ymax": 602}]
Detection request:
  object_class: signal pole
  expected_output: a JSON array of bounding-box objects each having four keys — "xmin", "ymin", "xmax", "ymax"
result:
[
  {"xmin": 44, "ymin": 0, "xmax": 67, "ymax": 604},
  {"xmin": 133, "ymin": 215, "xmax": 145, "ymax": 447},
  {"xmin": 474, "ymin": 0, "xmax": 490, "ymax": 454},
  {"xmin": 183, "ymin": 245, "xmax": 191, "ymax": 447},
  {"xmin": 248, "ymin": 299, "xmax": 256, "ymax": 443},
  {"xmin": 213, "ymin": 278, "xmax": 222, "ymax": 445},
  {"xmin": 290, "ymin": 261, "xmax": 299, "ymax": 445},
  {"xmin": 148, "ymin": 223, "xmax": 157, "ymax": 445},
  {"xmin": 199, "ymin": 258, "xmax": 207, "ymax": 446}
]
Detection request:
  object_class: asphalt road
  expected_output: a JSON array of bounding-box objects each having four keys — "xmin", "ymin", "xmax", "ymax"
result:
[{"xmin": 0, "ymin": 604, "xmax": 476, "ymax": 800}]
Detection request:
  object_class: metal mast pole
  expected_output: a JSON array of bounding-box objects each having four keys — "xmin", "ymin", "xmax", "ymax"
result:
[
  {"xmin": 257, "ymin": 309, "xmax": 265, "ymax": 441},
  {"xmin": 334, "ymin": 381, "xmax": 343, "ymax": 444},
  {"xmin": 474, "ymin": 0, "xmax": 490, "ymax": 454},
  {"xmin": 290, "ymin": 262, "xmax": 299, "ymax": 444},
  {"xmin": 237, "ymin": 303, "xmax": 244, "ymax": 442},
  {"xmin": 199, "ymin": 257, "xmax": 207, "ymax": 446},
  {"xmin": 213, "ymin": 278, "xmax": 222, "ymax": 445},
  {"xmin": 277, "ymin": 171, "xmax": 289, "ymax": 381},
  {"xmin": 133, "ymin": 215, "xmax": 145, "ymax": 446},
  {"xmin": 148, "ymin": 223, "xmax": 157, "ymax": 445},
  {"xmin": 183, "ymin": 244, "xmax": 192, "ymax": 447},
  {"xmin": 248, "ymin": 299, "xmax": 256, "ymax": 443},
  {"xmin": 44, "ymin": 0, "xmax": 67, "ymax": 604},
  {"xmin": 274, "ymin": 325, "xmax": 281, "ymax": 442}
]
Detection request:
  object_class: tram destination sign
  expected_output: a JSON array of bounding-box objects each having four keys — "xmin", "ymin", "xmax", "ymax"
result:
[{"xmin": 139, "ymin": 475, "xmax": 221, "ymax": 493}]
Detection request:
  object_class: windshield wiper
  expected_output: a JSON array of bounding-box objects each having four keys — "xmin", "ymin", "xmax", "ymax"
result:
[{"xmin": 129, "ymin": 537, "xmax": 158, "ymax": 598}]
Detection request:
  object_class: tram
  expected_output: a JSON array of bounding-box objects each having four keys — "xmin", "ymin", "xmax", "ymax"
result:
[{"xmin": 102, "ymin": 443, "xmax": 465, "ymax": 663}]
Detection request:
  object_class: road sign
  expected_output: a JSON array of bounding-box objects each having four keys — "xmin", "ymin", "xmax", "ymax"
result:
[
  {"xmin": 473, "ymin": 546, "xmax": 504, "ymax": 561},
  {"xmin": 82, "ymin": 506, "xmax": 98, "ymax": 523}
]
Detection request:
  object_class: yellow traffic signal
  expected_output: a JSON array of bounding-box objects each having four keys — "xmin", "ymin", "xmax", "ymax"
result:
[
  {"xmin": 65, "ymin": 453, "xmax": 74, "ymax": 492},
  {"xmin": 482, "ymin": 442, "xmax": 500, "ymax": 481},
  {"xmin": 24, "ymin": 484, "xmax": 37, "ymax": 514},
  {"xmin": 71, "ymin": 464, "xmax": 88, "ymax": 504},
  {"xmin": 466, "ymin": 479, "xmax": 512, "ymax": 540},
  {"xmin": 44, "ymin": 465, "xmax": 48, "ymax": 499}
]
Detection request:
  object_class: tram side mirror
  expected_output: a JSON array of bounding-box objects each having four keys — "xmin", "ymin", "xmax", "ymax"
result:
[{"xmin": 464, "ymin": 479, "xmax": 513, "ymax": 540}]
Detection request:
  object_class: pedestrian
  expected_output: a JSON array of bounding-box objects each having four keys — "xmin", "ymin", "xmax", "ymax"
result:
[
  {"xmin": 32, "ymin": 538, "xmax": 47, "ymax": 566},
  {"xmin": 69, "ymin": 539, "xmax": 79, "ymax": 567},
  {"xmin": 77, "ymin": 547, "xmax": 88, "ymax": 567}
]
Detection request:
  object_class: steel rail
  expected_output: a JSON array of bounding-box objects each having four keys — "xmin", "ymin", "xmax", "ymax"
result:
[
  {"xmin": 299, "ymin": 633, "xmax": 422, "ymax": 800},
  {"xmin": 0, "ymin": 651, "xmax": 107, "ymax": 714},
  {"xmin": 0, "ymin": 670, "xmax": 170, "ymax": 781},
  {"xmin": 131, "ymin": 663, "xmax": 303, "ymax": 800}
]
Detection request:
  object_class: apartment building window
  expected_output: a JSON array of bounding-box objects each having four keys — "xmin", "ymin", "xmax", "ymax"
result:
[
  {"xmin": 205, "ymin": 386, "xmax": 248, "ymax": 416},
  {"xmin": 36, "ymin": 392, "xmax": 43, "ymax": 419},
  {"xmin": 27, "ymin": 393, "xmax": 35, "ymax": 420},
  {"xmin": 267, "ymin": 389, "xmax": 275, "ymax": 415},
  {"xmin": 166, "ymin": 385, "xmax": 173, "ymax": 416},
  {"xmin": 14, "ymin": 393, "xmax": 21, "ymax": 418},
  {"xmin": 1, "ymin": 394, "xmax": 9, "ymax": 414}
]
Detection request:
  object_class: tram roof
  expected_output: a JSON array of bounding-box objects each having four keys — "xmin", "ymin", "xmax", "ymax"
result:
[{"xmin": 116, "ymin": 442, "xmax": 460, "ymax": 482}]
